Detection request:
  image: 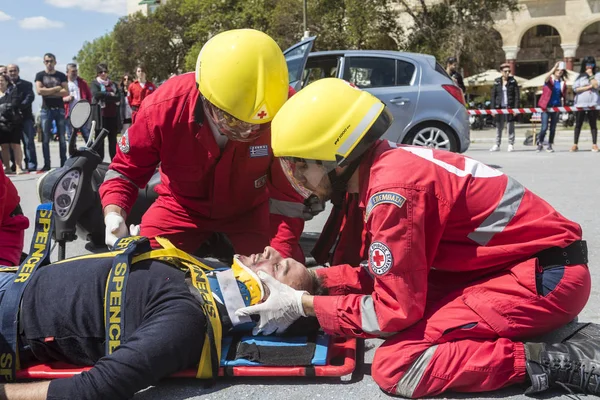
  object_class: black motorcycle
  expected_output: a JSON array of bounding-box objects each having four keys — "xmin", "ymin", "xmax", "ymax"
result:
[{"xmin": 37, "ymin": 100, "xmax": 321, "ymax": 262}]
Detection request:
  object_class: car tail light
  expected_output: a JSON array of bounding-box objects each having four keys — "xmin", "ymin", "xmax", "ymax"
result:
[{"xmin": 442, "ymin": 84, "xmax": 466, "ymax": 106}]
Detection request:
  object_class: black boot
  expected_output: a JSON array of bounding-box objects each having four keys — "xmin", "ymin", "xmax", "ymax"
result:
[
  {"xmin": 567, "ymin": 323, "xmax": 600, "ymax": 342},
  {"xmin": 524, "ymin": 336, "xmax": 600, "ymax": 395}
]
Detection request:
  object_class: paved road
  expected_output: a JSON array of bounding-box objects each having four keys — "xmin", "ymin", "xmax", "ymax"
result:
[{"xmin": 8, "ymin": 132, "xmax": 600, "ymax": 400}]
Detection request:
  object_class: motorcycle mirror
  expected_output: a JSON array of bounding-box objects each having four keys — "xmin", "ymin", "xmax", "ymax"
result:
[{"xmin": 70, "ymin": 100, "xmax": 92, "ymax": 129}]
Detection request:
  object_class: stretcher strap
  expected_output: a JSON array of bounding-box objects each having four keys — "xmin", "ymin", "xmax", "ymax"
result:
[
  {"xmin": 104, "ymin": 236, "xmax": 152, "ymax": 355},
  {"xmin": 103, "ymin": 236, "xmax": 221, "ymax": 380},
  {"xmin": 0, "ymin": 203, "xmax": 53, "ymax": 381}
]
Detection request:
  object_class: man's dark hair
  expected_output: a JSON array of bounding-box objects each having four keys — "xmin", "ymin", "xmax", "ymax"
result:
[
  {"xmin": 44, "ymin": 53, "xmax": 56, "ymax": 62},
  {"xmin": 446, "ymin": 57, "xmax": 457, "ymax": 65},
  {"xmin": 136, "ymin": 64, "xmax": 145, "ymax": 72},
  {"xmin": 579, "ymin": 56, "xmax": 597, "ymax": 79},
  {"xmin": 309, "ymin": 270, "xmax": 328, "ymax": 296}
]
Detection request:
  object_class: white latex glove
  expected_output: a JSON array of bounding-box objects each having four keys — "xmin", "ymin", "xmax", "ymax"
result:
[
  {"xmin": 104, "ymin": 212, "xmax": 128, "ymax": 248},
  {"xmin": 129, "ymin": 224, "xmax": 140, "ymax": 236},
  {"xmin": 235, "ymin": 271, "xmax": 307, "ymax": 335}
]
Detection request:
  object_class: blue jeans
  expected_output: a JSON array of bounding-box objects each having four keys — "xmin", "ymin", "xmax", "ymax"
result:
[
  {"xmin": 41, "ymin": 108, "xmax": 67, "ymax": 168},
  {"xmin": 21, "ymin": 118, "xmax": 37, "ymax": 170},
  {"xmin": 66, "ymin": 118, "xmax": 91, "ymax": 143},
  {"xmin": 537, "ymin": 111, "xmax": 559, "ymax": 145},
  {"xmin": 0, "ymin": 273, "xmax": 14, "ymax": 302}
]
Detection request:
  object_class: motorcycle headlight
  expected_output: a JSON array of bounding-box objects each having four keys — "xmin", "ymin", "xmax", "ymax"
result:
[{"xmin": 54, "ymin": 169, "xmax": 81, "ymax": 218}]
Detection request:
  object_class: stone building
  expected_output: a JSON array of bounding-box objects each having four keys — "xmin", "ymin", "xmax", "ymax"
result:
[{"xmin": 494, "ymin": 0, "xmax": 600, "ymax": 78}]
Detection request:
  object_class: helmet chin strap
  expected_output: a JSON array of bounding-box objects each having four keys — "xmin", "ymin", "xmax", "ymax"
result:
[{"xmin": 328, "ymin": 158, "xmax": 361, "ymax": 208}]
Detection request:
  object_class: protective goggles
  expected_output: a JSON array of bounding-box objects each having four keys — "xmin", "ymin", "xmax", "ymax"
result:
[
  {"xmin": 279, "ymin": 157, "xmax": 337, "ymax": 199},
  {"xmin": 201, "ymin": 96, "xmax": 270, "ymax": 142}
]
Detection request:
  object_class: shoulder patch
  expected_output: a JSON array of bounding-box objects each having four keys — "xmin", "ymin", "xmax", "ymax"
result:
[
  {"xmin": 369, "ymin": 241, "xmax": 393, "ymax": 276},
  {"xmin": 365, "ymin": 191, "xmax": 406, "ymax": 222},
  {"xmin": 118, "ymin": 131, "xmax": 130, "ymax": 154}
]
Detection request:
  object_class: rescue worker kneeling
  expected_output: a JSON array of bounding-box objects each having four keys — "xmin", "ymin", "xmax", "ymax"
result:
[
  {"xmin": 0, "ymin": 246, "xmax": 320, "ymax": 400},
  {"xmin": 237, "ymin": 78, "xmax": 600, "ymax": 397}
]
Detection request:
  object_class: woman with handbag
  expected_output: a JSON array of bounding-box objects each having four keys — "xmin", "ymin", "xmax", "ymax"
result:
[{"xmin": 0, "ymin": 74, "xmax": 25, "ymax": 174}]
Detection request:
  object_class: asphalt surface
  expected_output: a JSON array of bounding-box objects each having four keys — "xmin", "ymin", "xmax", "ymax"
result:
[{"xmin": 9, "ymin": 126, "xmax": 600, "ymax": 400}]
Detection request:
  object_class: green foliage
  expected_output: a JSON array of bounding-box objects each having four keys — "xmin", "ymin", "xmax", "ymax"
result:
[
  {"xmin": 74, "ymin": 33, "xmax": 118, "ymax": 83},
  {"xmin": 398, "ymin": 0, "xmax": 519, "ymax": 73},
  {"xmin": 75, "ymin": 0, "xmax": 402, "ymax": 81}
]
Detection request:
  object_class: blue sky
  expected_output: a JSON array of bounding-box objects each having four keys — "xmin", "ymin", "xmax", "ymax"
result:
[{"xmin": 0, "ymin": 0, "xmax": 126, "ymax": 112}]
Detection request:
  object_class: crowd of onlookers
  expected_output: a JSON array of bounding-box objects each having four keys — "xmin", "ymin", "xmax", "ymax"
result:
[{"xmin": 0, "ymin": 53, "xmax": 156, "ymax": 174}]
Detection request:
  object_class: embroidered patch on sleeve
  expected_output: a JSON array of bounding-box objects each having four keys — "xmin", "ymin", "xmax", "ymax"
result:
[
  {"xmin": 369, "ymin": 241, "xmax": 393, "ymax": 276},
  {"xmin": 249, "ymin": 145, "xmax": 269, "ymax": 158},
  {"xmin": 254, "ymin": 175, "xmax": 267, "ymax": 189},
  {"xmin": 118, "ymin": 131, "xmax": 130, "ymax": 154},
  {"xmin": 364, "ymin": 191, "xmax": 406, "ymax": 222}
]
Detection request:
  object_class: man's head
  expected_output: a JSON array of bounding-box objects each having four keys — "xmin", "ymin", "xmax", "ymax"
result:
[
  {"xmin": 44, "ymin": 53, "xmax": 57, "ymax": 72},
  {"xmin": 236, "ymin": 247, "xmax": 325, "ymax": 297},
  {"xmin": 0, "ymin": 65, "xmax": 6, "ymax": 76},
  {"xmin": 500, "ymin": 62, "xmax": 511, "ymax": 79},
  {"xmin": 6, "ymin": 64, "xmax": 18, "ymax": 82},
  {"xmin": 271, "ymin": 78, "xmax": 393, "ymax": 202},
  {"xmin": 195, "ymin": 29, "xmax": 289, "ymax": 142},
  {"xmin": 446, "ymin": 56, "xmax": 458, "ymax": 72},
  {"xmin": 135, "ymin": 65, "xmax": 146, "ymax": 81},
  {"xmin": 66, "ymin": 63, "xmax": 78, "ymax": 81}
]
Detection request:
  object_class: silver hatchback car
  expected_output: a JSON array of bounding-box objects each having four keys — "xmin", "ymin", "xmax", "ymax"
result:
[{"xmin": 284, "ymin": 37, "xmax": 470, "ymax": 153}]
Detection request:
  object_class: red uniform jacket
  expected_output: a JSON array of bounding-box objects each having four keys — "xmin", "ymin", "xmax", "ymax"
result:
[
  {"xmin": 99, "ymin": 73, "xmax": 305, "ymax": 259},
  {"xmin": 314, "ymin": 141, "xmax": 582, "ymax": 338},
  {"xmin": 127, "ymin": 80, "xmax": 157, "ymax": 109},
  {"xmin": 0, "ymin": 172, "xmax": 19, "ymax": 223}
]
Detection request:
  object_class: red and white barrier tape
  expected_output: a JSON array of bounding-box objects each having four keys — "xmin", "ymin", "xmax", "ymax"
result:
[{"xmin": 467, "ymin": 106, "xmax": 599, "ymax": 115}]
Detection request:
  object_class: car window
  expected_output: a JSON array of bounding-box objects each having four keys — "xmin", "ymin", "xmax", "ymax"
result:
[
  {"xmin": 397, "ymin": 60, "xmax": 416, "ymax": 86},
  {"xmin": 343, "ymin": 57, "xmax": 415, "ymax": 88},
  {"xmin": 303, "ymin": 56, "xmax": 341, "ymax": 86},
  {"xmin": 435, "ymin": 62, "xmax": 451, "ymax": 79}
]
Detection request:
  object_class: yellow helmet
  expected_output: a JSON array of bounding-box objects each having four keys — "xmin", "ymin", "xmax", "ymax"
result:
[
  {"xmin": 271, "ymin": 78, "xmax": 393, "ymax": 198},
  {"xmin": 196, "ymin": 29, "xmax": 289, "ymax": 141}
]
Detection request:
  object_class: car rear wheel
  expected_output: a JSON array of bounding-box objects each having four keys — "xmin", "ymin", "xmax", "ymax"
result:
[{"xmin": 405, "ymin": 122, "xmax": 458, "ymax": 152}]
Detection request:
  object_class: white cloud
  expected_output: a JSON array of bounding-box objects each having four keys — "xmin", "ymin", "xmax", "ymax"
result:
[
  {"xmin": 45, "ymin": 0, "xmax": 127, "ymax": 16},
  {"xmin": 19, "ymin": 16, "xmax": 65, "ymax": 30},
  {"xmin": 16, "ymin": 56, "xmax": 44, "ymax": 65},
  {"xmin": 0, "ymin": 11, "xmax": 13, "ymax": 21}
]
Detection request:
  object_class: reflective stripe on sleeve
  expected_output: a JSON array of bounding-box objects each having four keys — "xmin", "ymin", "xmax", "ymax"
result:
[
  {"xmin": 360, "ymin": 295, "xmax": 395, "ymax": 337},
  {"xmin": 467, "ymin": 177, "xmax": 525, "ymax": 246},
  {"xmin": 269, "ymin": 198, "xmax": 306, "ymax": 219},
  {"xmin": 104, "ymin": 169, "xmax": 140, "ymax": 188}
]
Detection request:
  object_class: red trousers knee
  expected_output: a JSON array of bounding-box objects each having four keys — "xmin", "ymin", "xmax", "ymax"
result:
[
  {"xmin": 139, "ymin": 197, "xmax": 270, "ymax": 256},
  {"xmin": 0, "ymin": 214, "xmax": 29, "ymax": 266},
  {"xmin": 371, "ymin": 259, "xmax": 591, "ymax": 398}
]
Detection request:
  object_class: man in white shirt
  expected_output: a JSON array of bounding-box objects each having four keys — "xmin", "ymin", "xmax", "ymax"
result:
[{"xmin": 63, "ymin": 63, "xmax": 92, "ymax": 143}]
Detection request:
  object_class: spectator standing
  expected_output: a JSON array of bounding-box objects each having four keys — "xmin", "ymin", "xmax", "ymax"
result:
[
  {"xmin": 536, "ymin": 62, "xmax": 568, "ymax": 153},
  {"xmin": 0, "ymin": 74, "xmax": 25, "ymax": 174},
  {"xmin": 90, "ymin": 63, "xmax": 121, "ymax": 161},
  {"xmin": 7, "ymin": 64, "xmax": 37, "ymax": 171},
  {"xmin": 446, "ymin": 57, "xmax": 466, "ymax": 94},
  {"xmin": 490, "ymin": 63, "xmax": 520, "ymax": 152},
  {"xmin": 35, "ymin": 53, "xmax": 68, "ymax": 170},
  {"xmin": 63, "ymin": 63, "xmax": 92, "ymax": 143},
  {"xmin": 119, "ymin": 73, "xmax": 133, "ymax": 134},
  {"xmin": 127, "ymin": 65, "xmax": 156, "ymax": 121},
  {"xmin": 571, "ymin": 56, "xmax": 599, "ymax": 152}
]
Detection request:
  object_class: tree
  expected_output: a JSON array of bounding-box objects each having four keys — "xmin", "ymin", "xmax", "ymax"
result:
[
  {"xmin": 398, "ymin": 0, "xmax": 519, "ymax": 73},
  {"xmin": 74, "ymin": 33, "xmax": 118, "ymax": 83}
]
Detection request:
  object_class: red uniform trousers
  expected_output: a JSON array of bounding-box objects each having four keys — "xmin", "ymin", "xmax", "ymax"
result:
[
  {"xmin": 139, "ymin": 195, "xmax": 270, "ymax": 256},
  {"xmin": 371, "ymin": 259, "xmax": 591, "ymax": 398}
]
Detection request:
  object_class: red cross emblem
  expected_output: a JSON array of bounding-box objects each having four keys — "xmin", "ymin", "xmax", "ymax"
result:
[
  {"xmin": 120, "ymin": 136, "xmax": 127, "ymax": 147},
  {"xmin": 372, "ymin": 250, "xmax": 384, "ymax": 267},
  {"xmin": 257, "ymin": 110, "xmax": 267, "ymax": 119},
  {"xmin": 118, "ymin": 131, "xmax": 130, "ymax": 153}
]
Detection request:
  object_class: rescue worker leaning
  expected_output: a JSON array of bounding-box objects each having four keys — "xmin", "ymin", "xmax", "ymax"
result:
[
  {"xmin": 99, "ymin": 29, "xmax": 306, "ymax": 261},
  {"xmin": 237, "ymin": 78, "xmax": 600, "ymax": 397},
  {"xmin": 0, "ymin": 167, "xmax": 29, "ymax": 266}
]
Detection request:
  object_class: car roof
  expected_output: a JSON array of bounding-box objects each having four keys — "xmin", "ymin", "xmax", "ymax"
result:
[{"xmin": 308, "ymin": 50, "xmax": 437, "ymax": 65}]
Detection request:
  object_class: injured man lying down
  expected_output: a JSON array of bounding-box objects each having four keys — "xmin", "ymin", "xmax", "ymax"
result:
[{"xmin": 0, "ymin": 244, "xmax": 322, "ymax": 400}]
